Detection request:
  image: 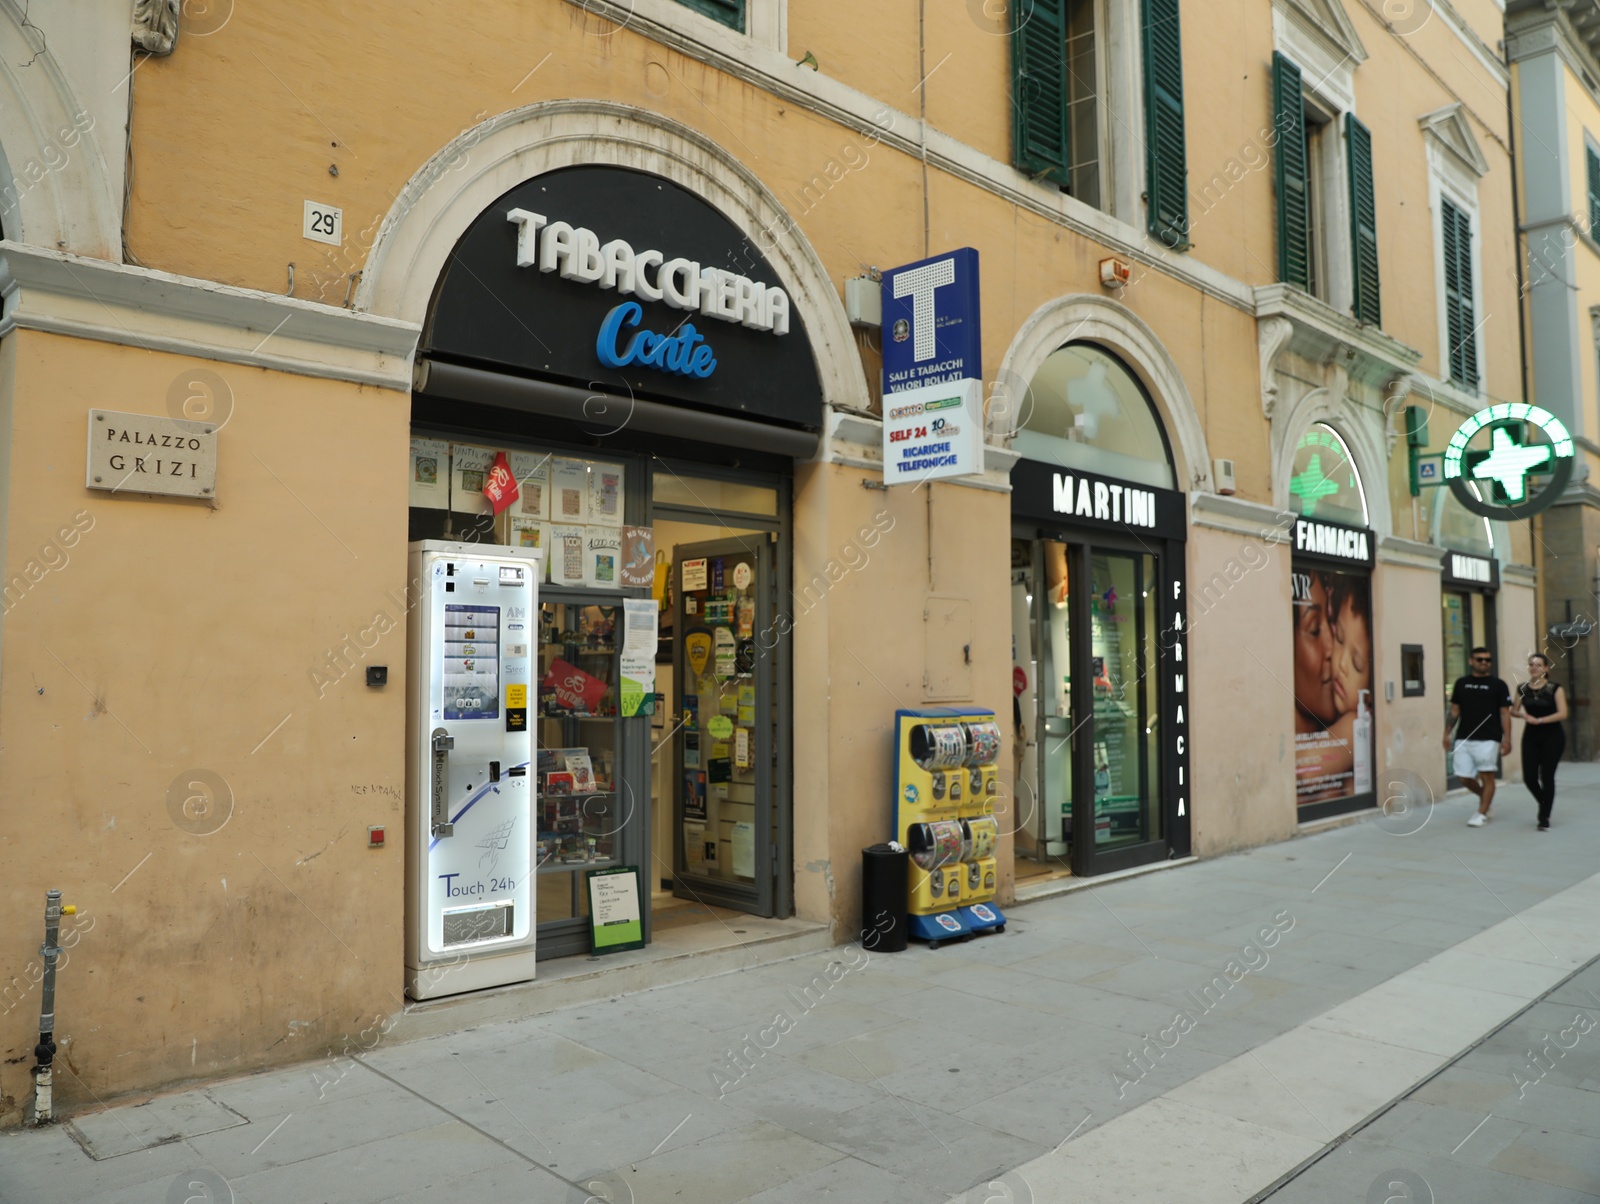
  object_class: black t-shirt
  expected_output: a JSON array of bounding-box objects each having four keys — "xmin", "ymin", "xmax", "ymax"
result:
[
  {"xmin": 1452, "ymin": 675, "xmax": 1513, "ymax": 741},
  {"xmin": 1519, "ymin": 681, "xmax": 1562, "ymax": 720}
]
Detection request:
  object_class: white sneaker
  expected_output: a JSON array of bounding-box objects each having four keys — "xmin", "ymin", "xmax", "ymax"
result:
[{"xmin": 1467, "ymin": 813, "xmax": 1486, "ymax": 827}]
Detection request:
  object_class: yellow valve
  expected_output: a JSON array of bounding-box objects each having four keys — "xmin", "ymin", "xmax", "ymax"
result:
[{"xmin": 61, "ymin": 905, "xmax": 76, "ymax": 915}]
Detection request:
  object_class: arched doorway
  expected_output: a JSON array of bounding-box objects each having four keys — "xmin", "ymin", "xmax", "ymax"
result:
[
  {"xmin": 1287, "ymin": 422, "xmax": 1377, "ymax": 819},
  {"xmin": 1008, "ymin": 342, "xmax": 1190, "ymax": 878},
  {"xmin": 400, "ymin": 155, "xmax": 835, "ymax": 992}
]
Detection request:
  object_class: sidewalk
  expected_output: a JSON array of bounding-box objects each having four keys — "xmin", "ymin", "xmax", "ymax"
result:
[{"xmin": 2, "ymin": 766, "xmax": 1598, "ymax": 1203}]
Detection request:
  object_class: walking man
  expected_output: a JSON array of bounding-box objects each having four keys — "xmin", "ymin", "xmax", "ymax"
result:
[{"xmin": 1444, "ymin": 646, "xmax": 1513, "ymax": 827}]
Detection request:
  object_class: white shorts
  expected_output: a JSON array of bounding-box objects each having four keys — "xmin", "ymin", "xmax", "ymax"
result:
[{"xmin": 1452, "ymin": 739, "xmax": 1500, "ymax": 779}]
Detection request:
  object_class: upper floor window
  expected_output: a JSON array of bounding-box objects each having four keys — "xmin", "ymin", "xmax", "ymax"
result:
[
  {"xmin": 1586, "ymin": 139, "xmax": 1600, "ymax": 239},
  {"xmin": 1271, "ymin": 51, "xmax": 1379, "ymax": 324},
  {"xmin": 1420, "ymin": 104, "xmax": 1489, "ymax": 393},
  {"xmin": 674, "ymin": 0, "xmax": 742, "ymax": 30},
  {"xmin": 1441, "ymin": 196, "xmax": 1479, "ymax": 389},
  {"xmin": 1010, "ymin": 0, "xmax": 1188, "ymax": 245}
]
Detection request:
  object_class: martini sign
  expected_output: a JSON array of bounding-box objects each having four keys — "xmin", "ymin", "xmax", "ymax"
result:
[{"xmin": 1443, "ymin": 403, "xmax": 1574, "ymax": 520}]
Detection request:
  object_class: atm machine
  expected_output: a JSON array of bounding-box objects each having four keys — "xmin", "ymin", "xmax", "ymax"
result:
[{"xmin": 405, "ymin": 541, "xmax": 539, "ymax": 1000}]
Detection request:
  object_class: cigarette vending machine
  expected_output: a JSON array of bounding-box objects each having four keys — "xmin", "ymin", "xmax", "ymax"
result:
[{"xmin": 405, "ymin": 541, "xmax": 539, "ymax": 1000}]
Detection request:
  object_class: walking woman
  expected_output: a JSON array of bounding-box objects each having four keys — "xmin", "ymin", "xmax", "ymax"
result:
[{"xmin": 1512, "ymin": 654, "xmax": 1569, "ymax": 830}]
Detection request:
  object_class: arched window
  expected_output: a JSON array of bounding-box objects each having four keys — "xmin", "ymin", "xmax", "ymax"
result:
[
  {"xmin": 1289, "ymin": 423, "xmax": 1367, "ymax": 527},
  {"xmin": 1434, "ymin": 484, "xmax": 1495, "ymax": 556},
  {"xmin": 1015, "ymin": 343, "xmax": 1175, "ymax": 489}
]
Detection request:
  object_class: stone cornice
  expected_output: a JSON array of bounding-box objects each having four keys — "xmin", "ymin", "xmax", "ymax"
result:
[
  {"xmin": 1379, "ymin": 534, "xmax": 1448, "ymax": 570},
  {"xmin": 1255, "ymin": 284, "xmax": 1423, "ymax": 396},
  {"xmin": 0, "ymin": 242, "xmax": 420, "ymax": 391}
]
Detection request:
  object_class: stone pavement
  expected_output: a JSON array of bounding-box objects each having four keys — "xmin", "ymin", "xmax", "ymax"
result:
[{"xmin": 2, "ymin": 765, "xmax": 1598, "ymax": 1204}]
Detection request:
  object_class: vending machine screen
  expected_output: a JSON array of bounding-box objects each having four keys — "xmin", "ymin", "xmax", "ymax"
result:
[{"xmin": 443, "ymin": 604, "xmax": 500, "ymax": 720}]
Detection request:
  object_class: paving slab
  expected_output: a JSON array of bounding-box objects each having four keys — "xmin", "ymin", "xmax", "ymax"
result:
[{"xmin": 3, "ymin": 764, "xmax": 1599, "ymax": 1204}]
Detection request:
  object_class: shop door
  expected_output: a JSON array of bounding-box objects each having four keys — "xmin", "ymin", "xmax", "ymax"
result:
[
  {"xmin": 1075, "ymin": 548, "xmax": 1163, "ymax": 875},
  {"xmin": 1029, "ymin": 538, "xmax": 1166, "ymax": 876},
  {"xmin": 671, "ymin": 535, "xmax": 775, "ymax": 916}
]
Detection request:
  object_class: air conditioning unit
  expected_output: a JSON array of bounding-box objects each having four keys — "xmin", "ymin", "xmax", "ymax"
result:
[
  {"xmin": 1213, "ymin": 458, "xmax": 1237, "ymax": 495},
  {"xmin": 1099, "ymin": 257, "xmax": 1132, "ymax": 288}
]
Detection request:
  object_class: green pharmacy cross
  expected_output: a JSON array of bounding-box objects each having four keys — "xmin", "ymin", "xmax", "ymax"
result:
[
  {"xmin": 1289, "ymin": 454, "xmax": 1341, "ymax": 516},
  {"xmin": 1444, "ymin": 403, "xmax": 1574, "ymax": 519},
  {"xmin": 1469, "ymin": 427, "xmax": 1549, "ymax": 502}
]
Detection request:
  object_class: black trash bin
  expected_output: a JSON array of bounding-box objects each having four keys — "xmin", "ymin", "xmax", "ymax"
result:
[{"xmin": 860, "ymin": 843, "xmax": 908, "ymax": 952}]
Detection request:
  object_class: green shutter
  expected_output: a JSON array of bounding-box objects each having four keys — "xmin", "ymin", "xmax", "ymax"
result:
[
  {"xmin": 1587, "ymin": 145, "xmax": 1600, "ymax": 237},
  {"xmin": 1142, "ymin": 0, "xmax": 1189, "ymax": 249},
  {"xmin": 1011, "ymin": 0, "xmax": 1069, "ymax": 184},
  {"xmin": 1272, "ymin": 52, "xmax": 1310, "ymax": 289},
  {"xmin": 675, "ymin": 0, "xmax": 743, "ymax": 30},
  {"xmin": 1442, "ymin": 197, "xmax": 1479, "ymax": 389},
  {"xmin": 1346, "ymin": 114, "xmax": 1380, "ymax": 326}
]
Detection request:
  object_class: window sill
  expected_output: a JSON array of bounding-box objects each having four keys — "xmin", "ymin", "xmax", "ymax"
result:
[{"xmin": 566, "ymin": 0, "xmax": 785, "ymax": 56}]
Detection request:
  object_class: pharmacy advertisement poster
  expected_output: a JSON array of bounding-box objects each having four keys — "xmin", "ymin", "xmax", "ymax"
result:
[{"xmin": 1291, "ymin": 566, "xmax": 1373, "ymax": 805}]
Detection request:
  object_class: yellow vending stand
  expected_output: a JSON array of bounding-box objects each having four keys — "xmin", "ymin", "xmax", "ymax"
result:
[{"xmin": 893, "ymin": 708, "xmax": 1006, "ymax": 947}]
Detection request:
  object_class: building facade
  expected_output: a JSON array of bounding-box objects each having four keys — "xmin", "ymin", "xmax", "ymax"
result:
[
  {"xmin": 1509, "ymin": 0, "xmax": 1600, "ymax": 757},
  {"xmin": 0, "ymin": 0, "xmax": 1532, "ymax": 1117}
]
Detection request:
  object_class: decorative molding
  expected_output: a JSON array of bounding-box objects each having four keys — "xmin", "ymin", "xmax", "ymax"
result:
[
  {"xmin": 1254, "ymin": 284, "xmax": 1423, "ymax": 390},
  {"xmin": 993, "ymin": 293, "xmax": 1213, "ymax": 492},
  {"xmin": 131, "ymin": 0, "xmax": 178, "ymax": 55},
  {"xmin": 357, "ymin": 100, "xmax": 872, "ymax": 416},
  {"xmin": 1378, "ymin": 535, "xmax": 1448, "ymax": 570},
  {"xmin": 1504, "ymin": 562, "xmax": 1538, "ymax": 585},
  {"xmin": 1189, "ymin": 491, "xmax": 1291, "ymax": 538},
  {"xmin": 1279, "ymin": 0, "xmax": 1367, "ymax": 65},
  {"xmin": 1258, "ymin": 316, "xmax": 1296, "ymax": 419},
  {"xmin": 1419, "ymin": 104, "xmax": 1491, "ymax": 179},
  {"xmin": 1382, "ymin": 372, "xmax": 1424, "ymax": 455},
  {"xmin": 0, "ymin": 242, "xmax": 421, "ymax": 390},
  {"xmin": 0, "ymin": 3, "xmax": 123, "ymax": 259}
]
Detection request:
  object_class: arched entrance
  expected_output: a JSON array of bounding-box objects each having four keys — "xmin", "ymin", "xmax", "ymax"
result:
[
  {"xmin": 389, "ymin": 112, "xmax": 852, "ymax": 991},
  {"xmin": 1287, "ymin": 422, "xmax": 1377, "ymax": 819},
  {"xmin": 1007, "ymin": 338, "xmax": 1191, "ymax": 879}
]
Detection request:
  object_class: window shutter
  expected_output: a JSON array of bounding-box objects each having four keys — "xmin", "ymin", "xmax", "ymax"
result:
[
  {"xmin": 1142, "ymin": 0, "xmax": 1189, "ymax": 249},
  {"xmin": 1345, "ymin": 114, "xmax": 1380, "ymax": 326},
  {"xmin": 1587, "ymin": 146, "xmax": 1600, "ymax": 237},
  {"xmin": 1272, "ymin": 52, "xmax": 1310, "ymax": 289},
  {"xmin": 1011, "ymin": 0, "xmax": 1069, "ymax": 184},
  {"xmin": 1442, "ymin": 198, "xmax": 1479, "ymax": 389},
  {"xmin": 675, "ymin": 0, "xmax": 744, "ymax": 30}
]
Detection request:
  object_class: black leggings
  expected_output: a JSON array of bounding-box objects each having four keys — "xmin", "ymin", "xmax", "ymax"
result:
[{"xmin": 1522, "ymin": 728, "xmax": 1566, "ymax": 824}]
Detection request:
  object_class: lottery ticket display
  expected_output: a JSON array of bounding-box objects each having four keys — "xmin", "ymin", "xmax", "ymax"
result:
[{"xmin": 892, "ymin": 708, "xmax": 1007, "ymax": 946}]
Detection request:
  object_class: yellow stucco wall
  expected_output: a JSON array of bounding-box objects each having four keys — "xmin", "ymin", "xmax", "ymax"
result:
[
  {"xmin": 0, "ymin": 0, "xmax": 1541, "ymax": 1117},
  {"xmin": 0, "ymin": 331, "xmax": 410, "ymax": 1119}
]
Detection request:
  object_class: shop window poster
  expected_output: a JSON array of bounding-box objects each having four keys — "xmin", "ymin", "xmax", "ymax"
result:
[
  {"xmin": 409, "ymin": 438, "xmax": 450, "ymax": 510},
  {"xmin": 509, "ymin": 451, "xmax": 551, "ymax": 520},
  {"xmin": 510, "ymin": 519, "xmax": 549, "ymax": 580},
  {"xmin": 585, "ymin": 528, "xmax": 622, "ymax": 588},
  {"xmin": 588, "ymin": 462, "xmax": 625, "ymax": 526},
  {"xmin": 619, "ymin": 527, "xmax": 655, "ymax": 588},
  {"xmin": 450, "ymin": 445, "xmax": 496, "ymax": 515},
  {"xmin": 552, "ymin": 457, "xmax": 589, "ymax": 522},
  {"xmin": 549, "ymin": 525, "xmax": 586, "ymax": 587},
  {"xmin": 1292, "ymin": 567, "xmax": 1374, "ymax": 805}
]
